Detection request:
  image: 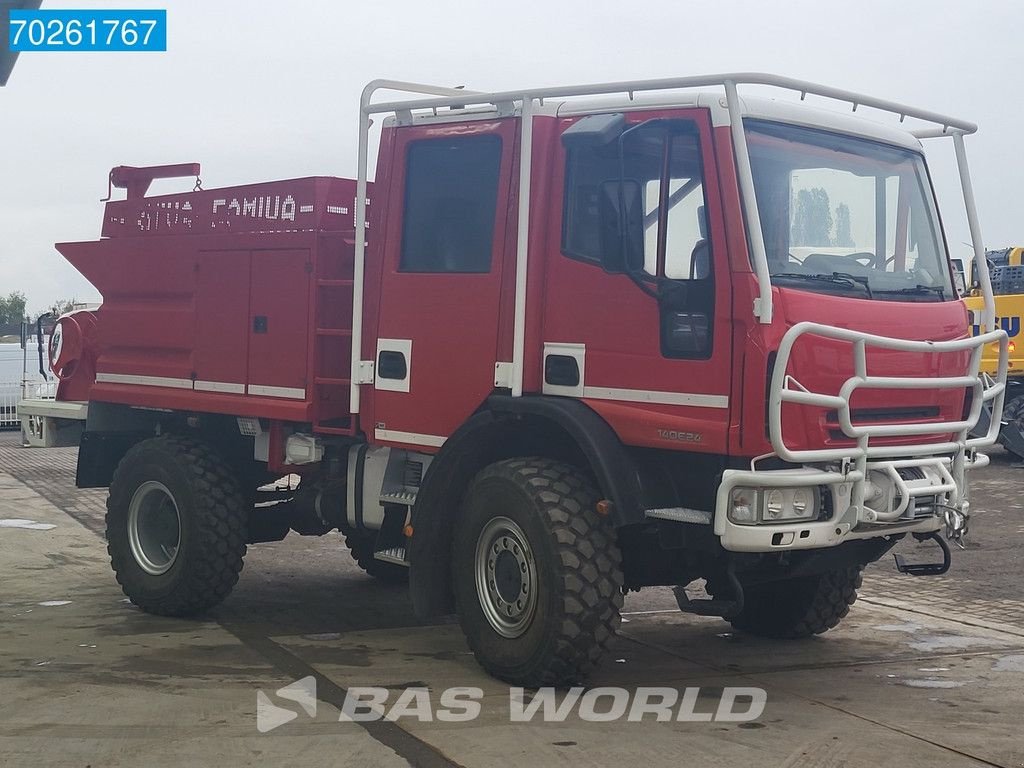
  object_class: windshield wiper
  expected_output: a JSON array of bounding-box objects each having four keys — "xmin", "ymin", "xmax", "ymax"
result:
[
  {"xmin": 875, "ymin": 285, "xmax": 946, "ymax": 299},
  {"xmin": 773, "ymin": 272, "xmax": 873, "ymax": 298}
]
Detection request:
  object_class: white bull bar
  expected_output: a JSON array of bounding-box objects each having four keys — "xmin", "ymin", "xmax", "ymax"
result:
[{"xmin": 715, "ymin": 322, "xmax": 1008, "ymax": 552}]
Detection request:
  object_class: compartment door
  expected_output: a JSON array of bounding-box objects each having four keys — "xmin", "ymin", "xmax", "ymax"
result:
[
  {"xmin": 247, "ymin": 248, "xmax": 312, "ymax": 400},
  {"xmin": 194, "ymin": 249, "xmax": 251, "ymax": 394}
]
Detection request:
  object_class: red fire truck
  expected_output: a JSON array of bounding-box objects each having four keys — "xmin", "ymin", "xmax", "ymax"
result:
[{"xmin": 42, "ymin": 74, "xmax": 1008, "ymax": 686}]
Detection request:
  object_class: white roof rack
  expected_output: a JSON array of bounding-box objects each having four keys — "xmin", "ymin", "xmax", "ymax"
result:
[{"xmin": 348, "ymin": 74, "xmax": 993, "ymax": 413}]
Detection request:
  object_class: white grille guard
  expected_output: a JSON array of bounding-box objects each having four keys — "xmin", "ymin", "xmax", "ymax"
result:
[
  {"xmin": 770, "ymin": 322, "xmax": 1008, "ymax": 463},
  {"xmin": 714, "ymin": 322, "xmax": 1008, "ymax": 552}
]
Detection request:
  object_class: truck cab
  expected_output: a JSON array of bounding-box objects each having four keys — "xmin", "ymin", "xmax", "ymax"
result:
[{"xmin": 46, "ymin": 74, "xmax": 1007, "ymax": 686}]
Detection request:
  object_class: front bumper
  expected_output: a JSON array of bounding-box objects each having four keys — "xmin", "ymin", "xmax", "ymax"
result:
[
  {"xmin": 717, "ymin": 321, "xmax": 1007, "ymax": 554},
  {"xmin": 713, "ymin": 457, "xmax": 987, "ymax": 552}
]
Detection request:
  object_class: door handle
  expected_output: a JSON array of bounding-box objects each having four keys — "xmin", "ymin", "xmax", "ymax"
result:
[{"xmin": 378, "ymin": 350, "xmax": 408, "ymax": 380}]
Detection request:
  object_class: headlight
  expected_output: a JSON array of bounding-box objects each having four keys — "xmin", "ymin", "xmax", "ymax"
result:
[
  {"xmin": 729, "ymin": 488, "xmax": 758, "ymax": 523},
  {"xmin": 728, "ymin": 486, "xmax": 821, "ymax": 525}
]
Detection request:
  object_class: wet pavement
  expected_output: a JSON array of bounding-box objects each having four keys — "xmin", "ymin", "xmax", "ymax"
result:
[{"xmin": 1, "ymin": 431, "xmax": 1022, "ymax": 767}]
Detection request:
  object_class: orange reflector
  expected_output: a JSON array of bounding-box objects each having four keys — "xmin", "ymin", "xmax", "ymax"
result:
[
  {"xmin": 1010, "ymin": 341, "xmax": 1017, "ymax": 354},
  {"xmin": 596, "ymin": 500, "xmax": 613, "ymax": 516},
  {"xmin": 403, "ymin": 524, "xmax": 414, "ymax": 538}
]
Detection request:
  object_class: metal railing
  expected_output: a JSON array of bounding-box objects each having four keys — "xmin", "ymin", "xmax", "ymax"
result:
[
  {"xmin": 349, "ymin": 73, "xmax": 997, "ymax": 412},
  {"xmin": 1, "ymin": 380, "xmax": 56, "ymax": 428}
]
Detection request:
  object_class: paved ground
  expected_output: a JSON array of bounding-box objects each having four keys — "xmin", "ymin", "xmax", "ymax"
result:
[{"xmin": 1, "ymin": 430, "xmax": 1023, "ymax": 767}]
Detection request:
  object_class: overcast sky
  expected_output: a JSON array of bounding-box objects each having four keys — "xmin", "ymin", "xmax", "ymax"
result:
[{"xmin": 2, "ymin": 0, "xmax": 1022, "ymax": 314}]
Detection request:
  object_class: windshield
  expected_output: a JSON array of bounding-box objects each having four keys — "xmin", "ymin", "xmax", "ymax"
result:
[{"xmin": 746, "ymin": 120, "xmax": 953, "ymax": 301}]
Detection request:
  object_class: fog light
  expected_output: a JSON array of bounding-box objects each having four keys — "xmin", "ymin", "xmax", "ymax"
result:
[
  {"xmin": 791, "ymin": 488, "xmax": 813, "ymax": 516},
  {"xmin": 771, "ymin": 487, "xmax": 819, "ymax": 522},
  {"xmin": 764, "ymin": 489, "xmax": 785, "ymax": 520}
]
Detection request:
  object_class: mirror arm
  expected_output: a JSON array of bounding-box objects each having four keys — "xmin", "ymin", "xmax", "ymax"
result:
[{"xmin": 615, "ymin": 126, "xmax": 660, "ymax": 300}]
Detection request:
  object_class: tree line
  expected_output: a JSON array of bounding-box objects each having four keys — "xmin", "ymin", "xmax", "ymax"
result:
[
  {"xmin": 0, "ymin": 291, "xmax": 81, "ymax": 333},
  {"xmin": 791, "ymin": 188, "xmax": 855, "ymax": 248}
]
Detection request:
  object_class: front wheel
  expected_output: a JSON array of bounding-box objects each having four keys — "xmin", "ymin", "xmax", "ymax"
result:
[
  {"xmin": 721, "ymin": 566, "xmax": 863, "ymax": 639},
  {"xmin": 452, "ymin": 458, "xmax": 623, "ymax": 687}
]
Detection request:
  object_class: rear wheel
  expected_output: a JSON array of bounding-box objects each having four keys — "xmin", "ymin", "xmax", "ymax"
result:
[
  {"xmin": 722, "ymin": 567, "xmax": 862, "ymax": 639},
  {"xmin": 452, "ymin": 458, "xmax": 623, "ymax": 687},
  {"xmin": 106, "ymin": 434, "xmax": 248, "ymax": 616}
]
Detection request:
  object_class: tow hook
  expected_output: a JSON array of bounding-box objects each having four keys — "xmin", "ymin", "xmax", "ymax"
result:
[
  {"xmin": 942, "ymin": 505, "xmax": 969, "ymax": 547},
  {"xmin": 893, "ymin": 532, "xmax": 952, "ymax": 576}
]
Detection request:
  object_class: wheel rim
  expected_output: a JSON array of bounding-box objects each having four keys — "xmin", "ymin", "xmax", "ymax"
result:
[
  {"xmin": 127, "ymin": 480, "xmax": 181, "ymax": 576},
  {"xmin": 474, "ymin": 516, "xmax": 538, "ymax": 639}
]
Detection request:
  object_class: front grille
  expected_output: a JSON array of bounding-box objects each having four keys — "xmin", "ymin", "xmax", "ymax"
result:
[{"xmin": 825, "ymin": 406, "xmax": 941, "ymax": 441}]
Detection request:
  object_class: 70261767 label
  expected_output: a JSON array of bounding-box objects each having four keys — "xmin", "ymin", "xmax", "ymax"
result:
[{"xmin": 8, "ymin": 9, "xmax": 167, "ymax": 52}]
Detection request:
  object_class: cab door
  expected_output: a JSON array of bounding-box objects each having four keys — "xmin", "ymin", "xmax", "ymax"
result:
[
  {"xmin": 541, "ymin": 110, "xmax": 733, "ymax": 454},
  {"xmin": 369, "ymin": 119, "xmax": 517, "ymax": 448}
]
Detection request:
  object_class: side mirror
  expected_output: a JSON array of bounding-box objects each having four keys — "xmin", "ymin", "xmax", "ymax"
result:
[{"xmin": 598, "ymin": 179, "xmax": 644, "ymax": 273}]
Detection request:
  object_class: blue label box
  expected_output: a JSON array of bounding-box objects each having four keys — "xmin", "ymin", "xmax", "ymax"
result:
[{"xmin": 8, "ymin": 9, "xmax": 167, "ymax": 52}]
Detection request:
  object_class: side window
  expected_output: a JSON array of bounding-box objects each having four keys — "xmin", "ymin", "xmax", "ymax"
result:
[
  {"xmin": 562, "ymin": 124, "xmax": 711, "ymax": 283},
  {"xmin": 400, "ymin": 135, "xmax": 502, "ymax": 273},
  {"xmin": 561, "ymin": 120, "xmax": 714, "ymax": 360}
]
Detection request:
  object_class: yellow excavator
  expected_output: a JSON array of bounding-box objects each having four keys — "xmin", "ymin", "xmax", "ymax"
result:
[{"xmin": 961, "ymin": 247, "xmax": 1024, "ymax": 458}]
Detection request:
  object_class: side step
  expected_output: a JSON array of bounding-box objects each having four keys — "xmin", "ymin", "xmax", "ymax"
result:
[
  {"xmin": 893, "ymin": 532, "xmax": 951, "ymax": 576},
  {"xmin": 372, "ymin": 506, "xmax": 410, "ymax": 567},
  {"xmin": 374, "ymin": 546, "xmax": 408, "ymax": 566}
]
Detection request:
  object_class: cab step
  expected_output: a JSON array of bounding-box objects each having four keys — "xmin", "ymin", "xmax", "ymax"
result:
[{"xmin": 373, "ymin": 546, "xmax": 408, "ymax": 566}]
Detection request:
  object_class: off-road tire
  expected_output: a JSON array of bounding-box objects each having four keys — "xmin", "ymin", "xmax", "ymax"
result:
[
  {"xmin": 106, "ymin": 434, "xmax": 248, "ymax": 616},
  {"xmin": 452, "ymin": 458, "xmax": 623, "ymax": 687},
  {"xmin": 344, "ymin": 532, "xmax": 409, "ymax": 584},
  {"xmin": 1000, "ymin": 393, "xmax": 1024, "ymax": 459},
  {"xmin": 724, "ymin": 566, "xmax": 862, "ymax": 639}
]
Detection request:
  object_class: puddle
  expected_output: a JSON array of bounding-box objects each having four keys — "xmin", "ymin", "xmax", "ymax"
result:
[
  {"xmin": 900, "ymin": 679, "xmax": 967, "ymax": 689},
  {"xmin": 874, "ymin": 622, "xmax": 996, "ymax": 652},
  {"xmin": 0, "ymin": 519, "xmax": 56, "ymax": 531},
  {"xmin": 873, "ymin": 622, "xmax": 923, "ymax": 633},
  {"xmin": 302, "ymin": 632, "xmax": 342, "ymax": 641},
  {"xmin": 908, "ymin": 635, "xmax": 992, "ymax": 652},
  {"xmin": 37, "ymin": 600, "xmax": 72, "ymax": 607},
  {"xmin": 993, "ymin": 654, "xmax": 1024, "ymax": 672}
]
